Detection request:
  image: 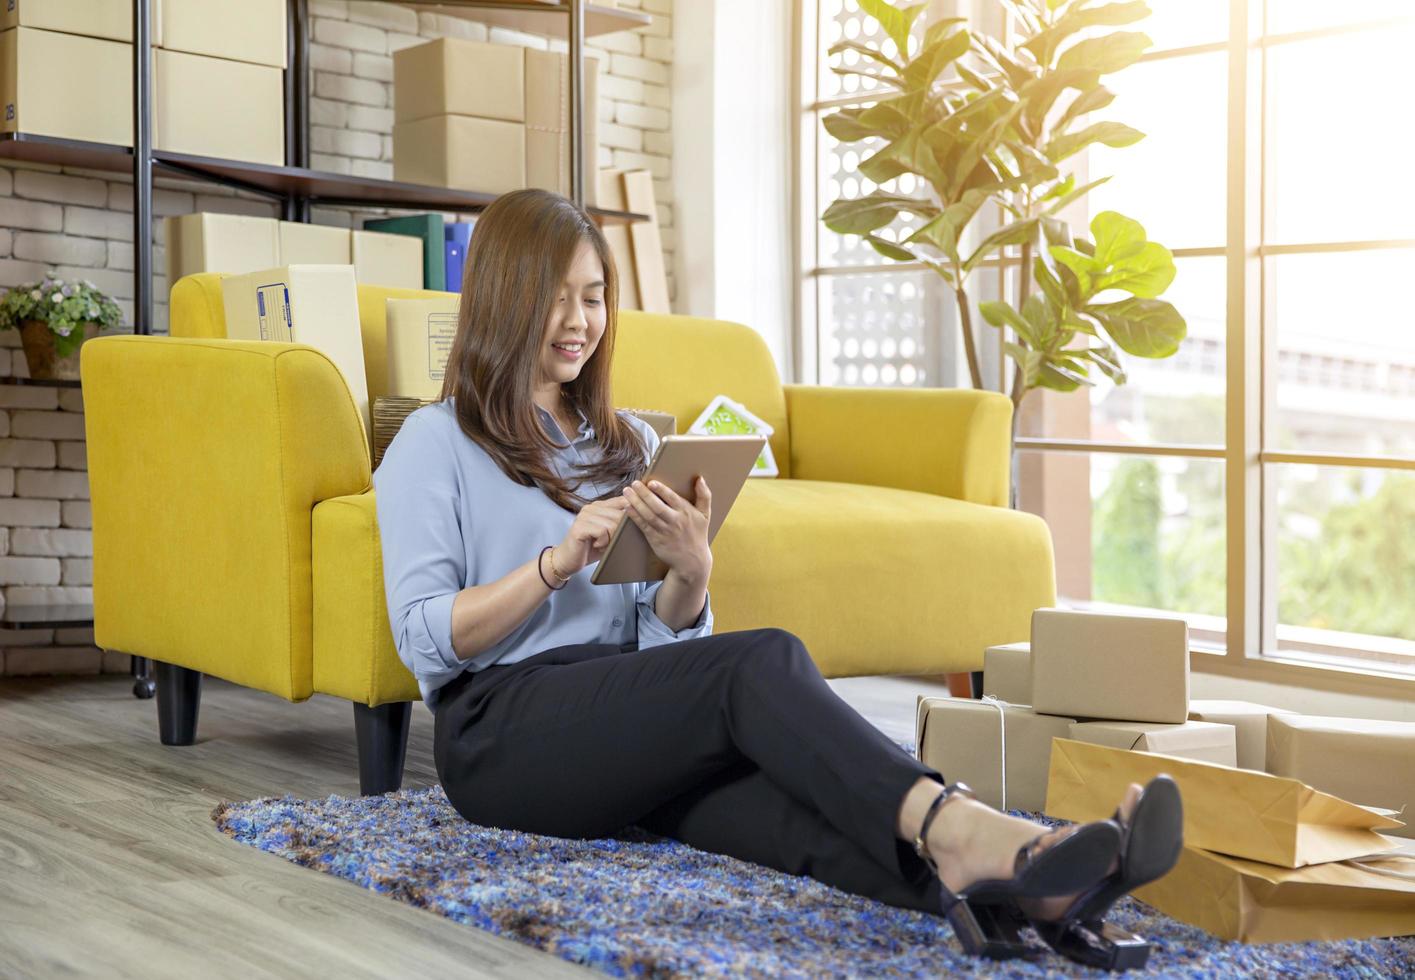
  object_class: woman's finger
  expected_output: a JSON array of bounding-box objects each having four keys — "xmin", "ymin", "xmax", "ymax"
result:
[
  {"xmin": 638, "ymin": 480, "xmax": 681, "ymax": 520},
  {"xmin": 693, "ymin": 476, "xmax": 712, "ymax": 519},
  {"xmin": 623, "ymin": 485, "xmax": 665, "ymax": 529}
]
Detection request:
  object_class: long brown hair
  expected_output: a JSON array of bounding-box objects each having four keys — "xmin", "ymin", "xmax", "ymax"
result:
[{"xmin": 439, "ymin": 188, "xmax": 646, "ymax": 512}]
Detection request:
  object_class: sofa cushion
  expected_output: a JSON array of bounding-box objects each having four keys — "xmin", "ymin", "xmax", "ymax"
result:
[{"xmin": 707, "ymin": 479, "xmax": 1056, "ymax": 677}]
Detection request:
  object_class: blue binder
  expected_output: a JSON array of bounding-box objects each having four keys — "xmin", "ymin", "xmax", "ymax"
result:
[{"xmin": 445, "ymin": 221, "xmax": 476, "ymax": 293}]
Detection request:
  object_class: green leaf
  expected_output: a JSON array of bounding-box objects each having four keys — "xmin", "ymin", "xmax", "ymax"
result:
[
  {"xmin": 1035, "ymin": 256, "xmax": 1068, "ymax": 309},
  {"xmin": 822, "ymin": 107, "xmax": 876, "ymax": 142},
  {"xmin": 1056, "ymin": 85, "xmax": 1117, "ymax": 132},
  {"xmin": 1005, "ymin": 139, "xmax": 1060, "ymax": 183},
  {"xmin": 1045, "ymin": 121, "xmax": 1144, "ymax": 163},
  {"xmin": 1022, "ymin": 2, "xmax": 1151, "ymax": 67},
  {"xmin": 1056, "ymin": 31, "xmax": 1152, "ymax": 77},
  {"xmin": 923, "ymin": 16, "xmax": 967, "ymax": 49},
  {"xmin": 1050, "ymin": 245, "xmax": 1097, "ymax": 295},
  {"xmin": 965, "ymin": 217, "xmax": 1040, "ymax": 273},
  {"xmin": 1041, "ymin": 216, "xmax": 1071, "ymax": 248},
  {"xmin": 1082, "ymin": 342, "xmax": 1128, "ymax": 383},
  {"xmin": 1005, "ymin": 341, "xmax": 1046, "ymax": 386},
  {"xmin": 1086, "ymin": 297, "xmax": 1187, "ymax": 357},
  {"xmin": 828, "ymin": 39, "xmax": 904, "ymax": 74},
  {"xmin": 905, "ymin": 212, "xmax": 963, "ymax": 263},
  {"xmin": 1094, "ymin": 241, "xmax": 1176, "ymax": 297},
  {"xmin": 822, "ymin": 191, "xmax": 935, "ymax": 235},
  {"xmin": 901, "ymin": 28, "xmax": 971, "ymax": 91},
  {"xmin": 858, "ymin": 0, "xmax": 927, "ymax": 59},
  {"xmin": 1037, "ymin": 356, "xmax": 1091, "ymax": 391},
  {"xmin": 865, "ymin": 234, "xmax": 919, "ymax": 262},
  {"xmin": 922, "ymin": 258, "xmax": 957, "ymax": 286},
  {"xmin": 1090, "ymin": 210, "xmax": 1148, "ymax": 266},
  {"xmin": 1041, "ymin": 175, "xmax": 1112, "ymax": 215},
  {"xmin": 858, "ymin": 95, "xmax": 920, "ymax": 140},
  {"xmin": 979, "ymin": 299, "xmax": 1039, "ymax": 343},
  {"xmin": 1017, "ymin": 67, "xmax": 1103, "ymax": 136}
]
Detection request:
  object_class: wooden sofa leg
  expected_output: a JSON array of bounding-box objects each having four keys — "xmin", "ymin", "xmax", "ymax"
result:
[
  {"xmin": 354, "ymin": 701, "xmax": 412, "ymax": 796},
  {"xmin": 156, "ymin": 661, "xmax": 202, "ymax": 746}
]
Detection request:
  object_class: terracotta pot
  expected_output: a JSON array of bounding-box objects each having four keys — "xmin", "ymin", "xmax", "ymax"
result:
[{"xmin": 17, "ymin": 320, "xmax": 101, "ymax": 381}]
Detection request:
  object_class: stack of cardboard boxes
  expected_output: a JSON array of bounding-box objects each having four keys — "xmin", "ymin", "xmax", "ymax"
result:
[
  {"xmin": 1, "ymin": 0, "xmax": 285, "ymax": 165},
  {"xmin": 392, "ymin": 37, "xmax": 599, "ymax": 202}
]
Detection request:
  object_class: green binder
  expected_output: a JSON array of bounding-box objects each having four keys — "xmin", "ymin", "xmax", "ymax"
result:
[{"xmin": 362, "ymin": 214, "xmax": 445, "ymax": 291}]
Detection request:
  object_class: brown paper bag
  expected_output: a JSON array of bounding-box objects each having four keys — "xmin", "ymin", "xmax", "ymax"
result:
[
  {"xmin": 1046, "ymin": 738, "xmax": 1403, "ymax": 868},
  {"xmin": 1134, "ymin": 843, "xmax": 1415, "ymax": 943}
]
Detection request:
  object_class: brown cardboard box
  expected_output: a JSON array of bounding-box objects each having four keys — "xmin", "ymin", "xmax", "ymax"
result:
[
  {"xmin": 1267, "ymin": 714, "xmax": 1415, "ymax": 839},
  {"xmin": 0, "ymin": 27, "xmax": 132, "ymax": 144},
  {"xmin": 155, "ymin": 49, "xmax": 284, "ymax": 165},
  {"xmin": 0, "ymin": 0, "xmax": 156, "ymax": 43},
  {"xmin": 351, "ymin": 230, "xmax": 423, "ymax": 290},
  {"xmin": 393, "ymin": 37, "xmax": 524, "ymax": 123},
  {"xmin": 982, "ymin": 642, "xmax": 1031, "ymax": 704},
  {"xmin": 166, "ymin": 213, "xmax": 280, "ymax": 286},
  {"xmin": 385, "ymin": 297, "xmax": 459, "ymax": 400},
  {"xmin": 159, "ymin": 0, "xmax": 285, "ymax": 68},
  {"xmin": 1046, "ymin": 738, "xmax": 1404, "ymax": 867},
  {"xmin": 278, "ymin": 222, "xmax": 352, "ymax": 266},
  {"xmin": 1030, "ymin": 607, "xmax": 1190, "ymax": 723},
  {"xmin": 1133, "ymin": 843, "xmax": 1415, "ymax": 943},
  {"xmin": 524, "ymin": 49, "xmax": 599, "ymax": 206},
  {"xmin": 220, "ymin": 265, "xmax": 370, "ymax": 451},
  {"xmin": 1068, "ymin": 719, "xmax": 1237, "ymax": 767},
  {"xmin": 1187, "ymin": 699, "xmax": 1296, "ymax": 771},
  {"xmin": 916, "ymin": 695, "xmax": 1075, "ymax": 813},
  {"xmin": 392, "ymin": 115, "xmax": 526, "ymax": 194},
  {"xmin": 624, "ymin": 409, "xmax": 676, "ymax": 440}
]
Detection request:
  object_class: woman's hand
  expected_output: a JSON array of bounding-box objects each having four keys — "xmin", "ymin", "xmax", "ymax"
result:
[
  {"xmin": 554, "ymin": 497, "xmax": 631, "ymax": 576},
  {"xmin": 622, "ymin": 476, "xmax": 713, "ymax": 582}
]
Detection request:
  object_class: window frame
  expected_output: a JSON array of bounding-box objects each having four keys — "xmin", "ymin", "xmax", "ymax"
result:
[{"xmin": 793, "ymin": 0, "xmax": 1415, "ymax": 700}]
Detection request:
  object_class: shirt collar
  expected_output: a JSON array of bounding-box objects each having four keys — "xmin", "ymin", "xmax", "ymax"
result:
[{"xmin": 535, "ymin": 402, "xmax": 595, "ymax": 442}]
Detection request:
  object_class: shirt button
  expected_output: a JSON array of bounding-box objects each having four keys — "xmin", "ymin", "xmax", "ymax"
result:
[{"xmin": 612, "ymin": 617, "xmax": 623, "ymax": 627}]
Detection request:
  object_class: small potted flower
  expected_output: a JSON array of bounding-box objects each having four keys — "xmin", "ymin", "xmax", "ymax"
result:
[{"xmin": 0, "ymin": 273, "xmax": 123, "ymax": 380}]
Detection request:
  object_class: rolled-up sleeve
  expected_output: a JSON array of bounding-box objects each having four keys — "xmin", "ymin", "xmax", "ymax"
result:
[{"xmin": 373, "ymin": 414, "xmax": 467, "ymax": 684}]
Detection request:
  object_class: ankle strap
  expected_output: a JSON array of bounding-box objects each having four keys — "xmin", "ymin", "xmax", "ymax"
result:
[{"xmin": 912, "ymin": 781, "xmax": 975, "ymax": 875}]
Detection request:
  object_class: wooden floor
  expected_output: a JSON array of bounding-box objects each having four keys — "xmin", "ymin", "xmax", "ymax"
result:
[{"xmin": 0, "ymin": 668, "xmax": 947, "ymax": 978}]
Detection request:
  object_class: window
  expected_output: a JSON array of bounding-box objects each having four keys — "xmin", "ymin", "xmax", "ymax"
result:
[{"xmin": 798, "ymin": 0, "xmax": 1415, "ymax": 678}]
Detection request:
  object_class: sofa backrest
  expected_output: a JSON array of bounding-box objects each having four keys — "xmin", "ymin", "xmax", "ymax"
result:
[{"xmin": 170, "ymin": 274, "xmax": 790, "ymax": 478}]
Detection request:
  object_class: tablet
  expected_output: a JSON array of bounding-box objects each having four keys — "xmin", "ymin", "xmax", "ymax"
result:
[{"xmin": 590, "ymin": 434, "xmax": 766, "ymax": 585}]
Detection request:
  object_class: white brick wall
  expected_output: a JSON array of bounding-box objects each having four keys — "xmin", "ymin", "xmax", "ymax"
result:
[{"xmin": 0, "ymin": 0, "xmax": 675, "ymax": 676}]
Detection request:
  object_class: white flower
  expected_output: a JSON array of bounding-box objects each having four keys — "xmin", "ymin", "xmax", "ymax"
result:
[
  {"xmin": 29, "ymin": 290, "xmax": 41, "ymax": 301},
  {"xmin": 51, "ymin": 292, "xmax": 63, "ymax": 304},
  {"xmin": 56, "ymin": 325, "xmax": 72, "ymax": 337},
  {"xmin": 87, "ymin": 306, "xmax": 99, "ymax": 318},
  {"xmin": 61, "ymin": 283, "xmax": 75, "ymax": 297}
]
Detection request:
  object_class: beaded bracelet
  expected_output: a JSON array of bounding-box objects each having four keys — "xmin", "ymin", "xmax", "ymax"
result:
[{"xmin": 538, "ymin": 545, "xmax": 569, "ymax": 591}]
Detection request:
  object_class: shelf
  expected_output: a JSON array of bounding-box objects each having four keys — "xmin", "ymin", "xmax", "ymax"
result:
[
  {"xmin": 403, "ymin": 2, "xmax": 651, "ymax": 38},
  {"xmin": 0, "ymin": 377, "xmax": 82, "ymax": 388},
  {"xmin": 0, "ymin": 133, "xmax": 650, "ymax": 224},
  {"xmin": 1, "ymin": 604, "xmax": 94, "ymax": 629}
]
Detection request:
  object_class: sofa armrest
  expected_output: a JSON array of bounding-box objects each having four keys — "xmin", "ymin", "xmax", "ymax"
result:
[
  {"xmin": 783, "ymin": 385, "xmax": 1013, "ymax": 507},
  {"xmin": 82, "ymin": 335, "xmax": 370, "ymax": 700}
]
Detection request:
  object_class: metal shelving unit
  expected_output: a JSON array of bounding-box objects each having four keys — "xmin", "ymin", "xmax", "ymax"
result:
[{"xmin": 0, "ymin": 0, "xmax": 651, "ymax": 695}]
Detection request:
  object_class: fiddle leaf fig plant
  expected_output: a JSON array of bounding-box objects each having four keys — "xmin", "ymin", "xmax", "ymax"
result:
[{"xmin": 822, "ymin": 0, "xmax": 1186, "ymax": 434}]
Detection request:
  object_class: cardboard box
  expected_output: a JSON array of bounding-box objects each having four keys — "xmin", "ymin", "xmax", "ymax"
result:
[
  {"xmin": 160, "ymin": 0, "xmax": 285, "ymax": 68},
  {"xmin": 524, "ymin": 49, "xmax": 599, "ymax": 206},
  {"xmin": 352, "ymin": 230, "xmax": 423, "ymax": 290},
  {"xmin": 393, "ymin": 37, "xmax": 524, "ymax": 123},
  {"xmin": 1068, "ymin": 719, "xmax": 1237, "ymax": 767},
  {"xmin": 155, "ymin": 49, "xmax": 284, "ymax": 165},
  {"xmin": 0, "ymin": 0, "xmax": 155, "ymax": 44},
  {"xmin": 278, "ymin": 222, "xmax": 351, "ymax": 266},
  {"xmin": 385, "ymin": 297, "xmax": 459, "ymax": 400},
  {"xmin": 982, "ymin": 642, "xmax": 1031, "ymax": 704},
  {"xmin": 220, "ymin": 266, "xmax": 370, "ymax": 451},
  {"xmin": 1187, "ymin": 699, "xmax": 1296, "ymax": 771},
  {"xmin": 393, "ymin": 115, "xmax": 526, "ymax": 194},
  {"xmin": 916, "ymin": 695, "xmax": 1075, "ymax": 813},
  {"xmin": 1046, "ymin": 738, "xmax": 1403, "ymax": 867},
  {"xmin": 363, "ymin": 215, "xmax": 445, "ymax": 291},
  {"xmin": 166, "ymin": 213, "xmax": 281, "ymax": 287},
  {"xmin": 1030, "ymin": 607, "xmax": 1190, "ymax": 724},
  {"xmin": 1267, "ymin": 714, "xmax": 1415, "ymax": 838},
  {"xmin": 1134, "ymin": 843, "xmax": 1415, "ymax": 943},
  {"xmin": 624, "ymin": 409, "xmax": 675, "ymax": 440},
  {"xmin": 1, "ymin": 27, "xmax": 132, "ymax": 145}
]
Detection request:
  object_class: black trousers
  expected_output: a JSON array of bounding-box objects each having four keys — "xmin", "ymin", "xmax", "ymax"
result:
[{"xmin": 433, "ymin": 627, "xmax": 946, "ymax": 914}]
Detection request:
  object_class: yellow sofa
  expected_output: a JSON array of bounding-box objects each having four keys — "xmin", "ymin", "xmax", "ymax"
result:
[{"xmin": 81, "ymin": 273, "xmax": 1055, "ymax": 794}]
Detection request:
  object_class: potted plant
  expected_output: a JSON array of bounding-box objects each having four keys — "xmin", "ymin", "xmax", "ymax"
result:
[
  {"xmin": 0, "ymin": 273, "xmax": 123, "ymax": 381},
  {"xmin": 822, "ymin": 0, "xmax": 1186, "ymax": 437}
]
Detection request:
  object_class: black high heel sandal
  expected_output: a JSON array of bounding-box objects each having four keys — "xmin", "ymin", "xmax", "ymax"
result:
[
  {"xmin": 912, "ymin": 782, "xmax": 1123, "ymax": 960},
  {"xmin": 1030, "ymin": 775, "xmax": 1185, "ymax": 971}
]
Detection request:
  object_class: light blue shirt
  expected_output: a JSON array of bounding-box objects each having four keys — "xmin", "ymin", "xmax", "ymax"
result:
[{"xmin": 373, "ymin": 397, "xmax": 713, "ymax": 711}]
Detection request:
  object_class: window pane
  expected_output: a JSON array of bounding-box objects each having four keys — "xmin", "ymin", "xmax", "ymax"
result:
[
  {"xmin": 1274, "ymin": 463, "xmax": 1415, "ymax": 672},
  {"xmin": 817, "ymin": 271, "xmax": 939, "ymax": 386},
  {"xmin": 1016, "ymin": 451, "xmax": 1227, "ymax": 635},
  {"xmin": 1271, "ymin": 249, "xmax": 1415, "ymax": 457},
  {"xmin": 817, "ymin": 0, "xmax": 921, "ymax": 102},
  {"xmin": 1143, "ymin": 0, "xmax": 1229, "ymax": 50},
  {"xmin": 1267, "ymin": 26, "xmax": 1415, "ymax": 243},
  {"xmin": 1016, "ymin": 257, "xmax": 1226, "ymax": 446},
  {"xmin": 1086, "ymin": 52, "xmax": 1227, "ymax": 250},
  {"xmin": 1266, "ymin": 0, "xmax": 1413, "ymax": 34}
]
